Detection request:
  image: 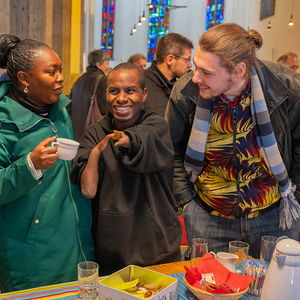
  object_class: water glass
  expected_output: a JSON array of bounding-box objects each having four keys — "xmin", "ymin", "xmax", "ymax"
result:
[
  {"xmin": 78, "ymin": 261, "xmax": 99, "ymax": 300},
  {"xmin": 229, "ymin": 241, "xmax": 249, "ymax": 274},
  {"xmin": 260, "ymin": 235, "xmax": 277, "ymax": 265},
  {"xmin": 191, "ymin": 238, "xmax": 208, "ymax": 267}
]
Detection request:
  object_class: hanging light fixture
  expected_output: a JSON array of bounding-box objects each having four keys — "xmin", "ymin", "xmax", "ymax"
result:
[
  {"xmin": 289, "ymin": 0, "xmax": 294, "ymax": 26},
  {"xmin": 267, "ymin": 21, "xmax": 272, "ymax": 29},
  {"xmin": 289, "ymin": 15, "xmax": 294, "ymax": 26},
  {"xmin": 138, "ymin": 17, "xmax": 142, "ymax": 26},
  {"xmin": 132, "ymin": 24, "xmax": 137, "ymax": 32},
  {"xmin": 130, "ymin": 30, "xmax": 133, "ymax": 36},
  {"xmin": 141, "ymin": 10, "xmax": 147, "ymax": 21}
]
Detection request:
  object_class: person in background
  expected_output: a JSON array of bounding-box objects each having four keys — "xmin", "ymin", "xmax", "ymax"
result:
[
  {"xmin": 165, "ymin": 23, "xmax": 300, "ymax": 259},
  {"xmin": 70, "ymin": 63, "xmax": 182, "ymax": 275},
  {"xmin": 143, "ymin": 32, "xmax": 193, "ymax": 117},
  {"xmin": 277, "ymin": 52, "xmax": 299, "ymax": 71},
  {"xmin": 0, "ymin": 34, "xmax": 94, "ymax": 292},
  {"xmin": 67, "ymin": 49, "xmax": 111, "ymax": 141},
  {"xmin": 127, "ymin": 53, "xmax": 147, "ymax": 71}
]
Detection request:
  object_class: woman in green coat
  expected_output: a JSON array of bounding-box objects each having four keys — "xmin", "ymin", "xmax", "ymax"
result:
[{"xmin": 0, "ymin": 34, "xmax": 94, "ymax": 292}]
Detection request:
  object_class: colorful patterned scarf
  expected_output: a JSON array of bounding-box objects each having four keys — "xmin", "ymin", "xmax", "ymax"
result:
[{"xmin": 185, "ymin": 66, "xmax": 300, "ymax": 229}]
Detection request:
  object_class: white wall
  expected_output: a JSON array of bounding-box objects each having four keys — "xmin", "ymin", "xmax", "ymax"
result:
[
  {"xmin": 94, "ymin": 0, "xmax": 300, "ymax": 69},
  {"xmin": 224, "ymin": 0, "xmax": 300, "ymax": 62},
  {"xmin": 111, "ymin": 0, "xmax": 149, "ymax": 68}
]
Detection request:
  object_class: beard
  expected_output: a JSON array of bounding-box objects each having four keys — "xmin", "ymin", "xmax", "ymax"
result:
[{"xmin": 199, "ymin": 77, "xmax": 234, "ymax": 101}]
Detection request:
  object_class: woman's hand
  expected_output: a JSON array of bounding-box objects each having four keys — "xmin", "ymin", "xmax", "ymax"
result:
[{"xmin": 29, "ymin": 136, "xmax": 58, "ymax": 170}]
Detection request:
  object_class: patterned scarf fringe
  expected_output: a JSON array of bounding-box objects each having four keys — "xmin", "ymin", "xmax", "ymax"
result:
[{"xmin": 279, "ymin": 183, "xmax": 300, "ymax": 230}]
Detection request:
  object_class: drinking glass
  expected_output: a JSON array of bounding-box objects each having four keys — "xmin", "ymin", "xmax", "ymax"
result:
[
  {"xmin": 229, "ymin": 241, "xmax": 249, "ymax": 274},
  {"xmin": 260, "ymin": 235, "xmax": 277, "ymax": 265},
  {"xmin": 191, "ymin": 238, "xmax": 208, "ymax": 267},
  {"xmin": 78, "ymin": 261, "xmax": 99, "ymax": 300}
]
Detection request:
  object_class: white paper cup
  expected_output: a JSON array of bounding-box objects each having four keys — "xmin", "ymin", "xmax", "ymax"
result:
[{"xmin": 52, "ymin": 138, "xmax": 79, "ymax": 160}]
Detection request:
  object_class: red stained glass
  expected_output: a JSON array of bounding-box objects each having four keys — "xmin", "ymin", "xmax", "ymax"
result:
[{"xmin": 101, "ymin": 0, "xmax": 115, "ymax": 59}]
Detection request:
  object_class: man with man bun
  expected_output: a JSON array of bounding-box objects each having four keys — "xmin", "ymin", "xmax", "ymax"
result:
[{"xmin": 166, "ymin": 23, "xmax": 300, "ymax": 259}]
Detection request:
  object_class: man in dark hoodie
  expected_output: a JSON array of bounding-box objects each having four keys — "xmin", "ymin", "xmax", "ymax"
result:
[
  {"xmin": 71, "ymin": 63, "xmax": 182, "ymax": 275},
  {"xmin": 143, "ymin": 33, "xmax": 193, "ymax": 117}
]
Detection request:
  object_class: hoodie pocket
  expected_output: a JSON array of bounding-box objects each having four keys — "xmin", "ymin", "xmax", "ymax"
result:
[
  {"xmin": 24, "ymin": 196, "xmax": 49, "ymax": 245},
  {"xmin": 96, "ymin": 205, "xmax": 167, "ymax": 268}
]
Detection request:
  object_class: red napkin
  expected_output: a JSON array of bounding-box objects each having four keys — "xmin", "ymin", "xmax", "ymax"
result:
[{"xmin": 185, "ymin": 253, "xmax": 256, "ymax": 294}]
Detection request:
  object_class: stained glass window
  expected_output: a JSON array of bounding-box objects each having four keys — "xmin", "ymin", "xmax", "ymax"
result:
[
  {"xmin": 205, "ymin": 0, "xmax": 225, "ymax": 31},
  {"xmin": 101, "ymin": 0, "xmax": 115, "ymax": 59},
  {"xmin": 147, "ymin": 0, "xmax": 171, "ymax": 62}
]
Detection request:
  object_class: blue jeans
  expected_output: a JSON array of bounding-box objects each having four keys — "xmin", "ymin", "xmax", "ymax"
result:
[{"xmin": 183, "ymin": 200, "xmax": 300, "ymax": 258}]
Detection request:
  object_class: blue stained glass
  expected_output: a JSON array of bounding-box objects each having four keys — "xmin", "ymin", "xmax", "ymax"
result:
[
  {"xmin": 147, "ymin": 0, "xmax": 170, "ymax": 62},
  {"xmin": 103, "ymin": 5, "xmax": 107, "ymax": 12},
  {"xmin": 205, "ymin": 0, "xmax": 225, "ymax": 32},
  {"xmin": 108, "ymin": 28, "xmax": 112, "ymax": 33}
]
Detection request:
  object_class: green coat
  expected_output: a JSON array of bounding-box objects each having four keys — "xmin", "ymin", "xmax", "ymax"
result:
[{"xmin": 0, "ymin": 82, "xmax": 94, "ymax": 292}]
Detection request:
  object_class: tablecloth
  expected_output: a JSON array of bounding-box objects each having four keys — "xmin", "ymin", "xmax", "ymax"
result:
[{"xmin": 0, "ymin": 272, "xmax": 259, "ymax": 300}]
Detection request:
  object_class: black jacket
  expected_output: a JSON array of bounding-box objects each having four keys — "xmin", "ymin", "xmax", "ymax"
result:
[
  {"xmin": 165, "ymin": 59, "xmax": 300, "ymax": 207},
  {"xmin": 70, "ymin": 110, "xmax": 182, "ymax": 275},
  {"xmin": 143, "ymin": 60, "xmax": 176, "ymax": 117},
  {"xmin": 67, "ymin": 67, "xmax": 108, "ymax": 141}
]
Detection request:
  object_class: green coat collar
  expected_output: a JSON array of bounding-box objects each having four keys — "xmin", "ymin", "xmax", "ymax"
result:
[{"xmin": 0, "ymin": 81, "xmax": 70, "ymax": 132}]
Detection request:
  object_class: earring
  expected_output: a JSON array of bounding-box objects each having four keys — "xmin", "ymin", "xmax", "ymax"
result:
[{"xmin": 24, "ymin": 85, "xmax": 28, "ymax": 93}]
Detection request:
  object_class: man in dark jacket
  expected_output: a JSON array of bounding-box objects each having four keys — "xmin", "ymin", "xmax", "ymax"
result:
[
  {"xmin": 67, "ymin": 50, "xmax": 111, "ymax": 141},
  {"xmin": 143, "ymin": 33, "xmax": 193, "ymax": 117},
  {"xmin": 70, "ymin": 63, "xmax": 182, "ymax": 275},
  {"xmin": 165, "ymin": 23, "xmax": 300, "ymax": 259}
]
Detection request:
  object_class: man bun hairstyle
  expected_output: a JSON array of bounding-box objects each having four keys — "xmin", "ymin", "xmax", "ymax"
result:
[
  {"xmin": 199, "ymin": 23, "xmax": 263, "ymax": 78},
  {"xmin": 0, "ymin": 34, "xmax": 50, "ymax": 87}
]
